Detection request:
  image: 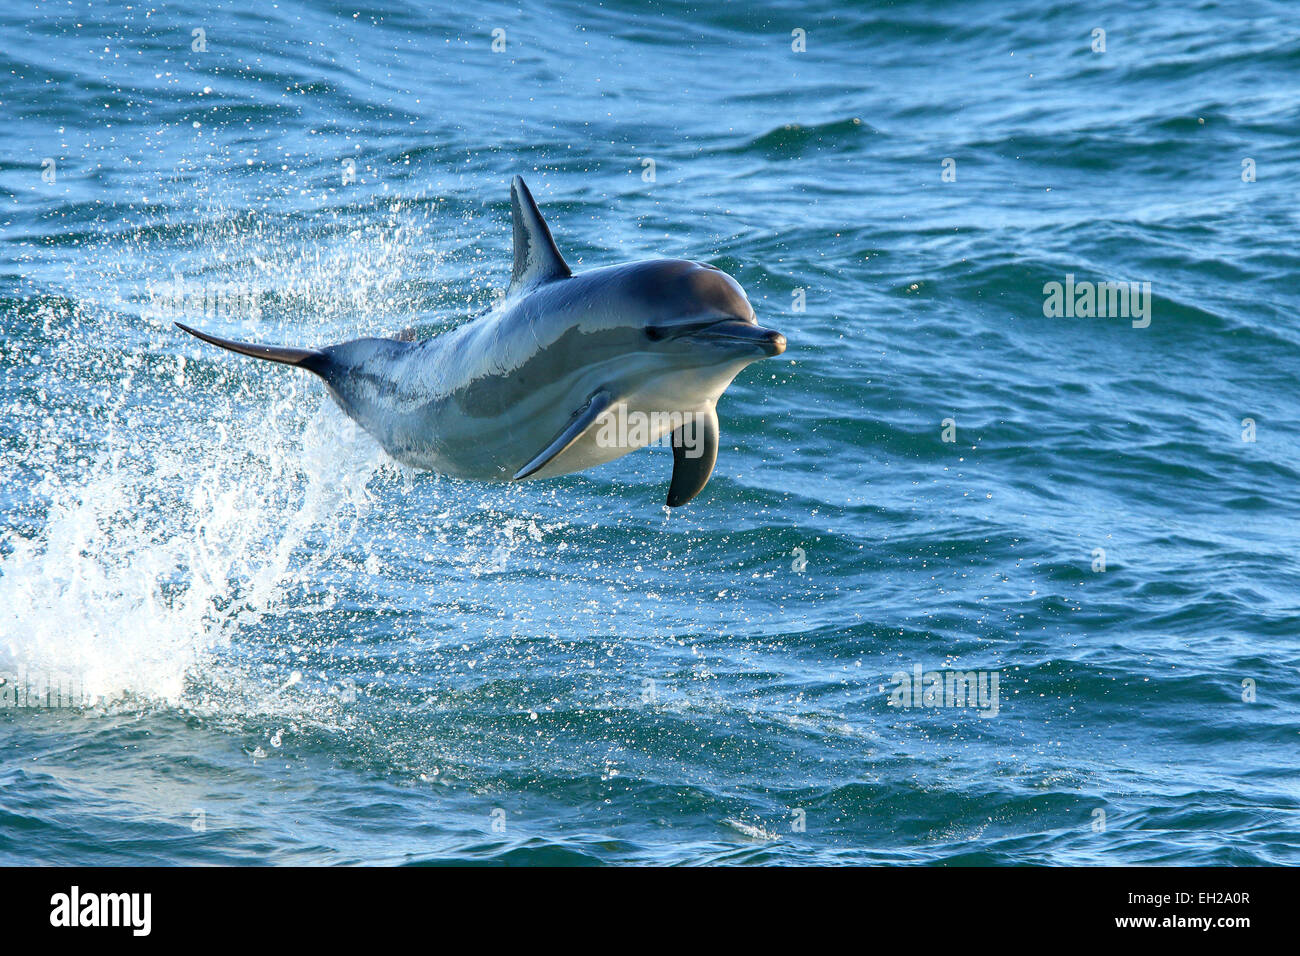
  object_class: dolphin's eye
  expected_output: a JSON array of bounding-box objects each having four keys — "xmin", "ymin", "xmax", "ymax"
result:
[{"xmin": 645, "ymin": 325, "xmax": 665, "ymax": 342}]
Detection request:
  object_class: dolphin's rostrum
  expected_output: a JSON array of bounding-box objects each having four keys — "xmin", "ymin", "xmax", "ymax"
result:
[{"xmin": 177, "ymin": 176, "xmax": 786, "ymax": 507}]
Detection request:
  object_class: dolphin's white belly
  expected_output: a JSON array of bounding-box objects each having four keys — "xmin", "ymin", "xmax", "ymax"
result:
[
  {"xmin": 528, "ymin": 363, "xmax": 736, "ymax": 480},
  {"xmin": 529, "ymin": 400, "xmax": 696, "ymax": 479}
]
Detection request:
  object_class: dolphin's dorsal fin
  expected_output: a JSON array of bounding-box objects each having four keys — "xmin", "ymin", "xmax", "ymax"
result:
[{"xmin": 509, "ymin": 175, "xmax": 571, "ymax": 295}]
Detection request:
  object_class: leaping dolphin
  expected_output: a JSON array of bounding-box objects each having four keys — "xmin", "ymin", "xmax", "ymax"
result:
[{"xmin": 177, "ymin": 176, "xmax": 786, "ymax": 506}]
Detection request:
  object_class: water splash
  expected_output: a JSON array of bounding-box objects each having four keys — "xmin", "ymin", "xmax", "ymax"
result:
[
  {"xmin": 0, "ymin": 189, "xmax": 440, "ymax": 706},
  {"xmin": 0, "ymin": 392, "xmax": 389, "ymax": 704}
]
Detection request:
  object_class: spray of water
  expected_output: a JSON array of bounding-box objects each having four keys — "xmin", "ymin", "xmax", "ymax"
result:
[{"xmin": 0, "ymin": 193, "xmax": 447, "ymax": 706}]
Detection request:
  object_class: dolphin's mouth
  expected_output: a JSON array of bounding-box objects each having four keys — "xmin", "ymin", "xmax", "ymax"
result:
[
  {"xmin": 694, "ymin": 318, "xmax": 787, "ymax": 356},
  {"xmin": 652, "ymin": 316, "xmax": 787, "ymax": 356}
]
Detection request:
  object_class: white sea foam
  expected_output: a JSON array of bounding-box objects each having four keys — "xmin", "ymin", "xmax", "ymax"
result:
[
  {"xmin": 0, "ymin": 198, "xmax": 434, "ymax": 706},
  {"xmin": 0, "ymin": 397, "xmax": 387, "ymax": 705}
]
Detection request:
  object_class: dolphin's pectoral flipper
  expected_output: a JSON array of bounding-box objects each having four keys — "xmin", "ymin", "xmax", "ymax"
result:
[
  {"xmin": 508, "ymin": 176, "xmax": 571, "ymax": 296},
  {"xmin": 512, "ymin": 388, "xmax": 613, "ymax": 480},
  {"xmin": 666, "ymin": 406, "xmax": 719, "ymax": 507},
  {"xmin": 175, "ymin": 322, "xmax": 327, "ymax": 374}
]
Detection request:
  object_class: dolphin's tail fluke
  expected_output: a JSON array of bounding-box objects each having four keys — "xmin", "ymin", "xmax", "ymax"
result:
[{"xmin": 175, "ymin": 322, "xmax": 327, "ymax": 373}]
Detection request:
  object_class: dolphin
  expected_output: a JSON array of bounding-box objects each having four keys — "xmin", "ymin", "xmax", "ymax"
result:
[{"xmin": 176, "ymin": 176, "xmax": 786, "ymax": 506}]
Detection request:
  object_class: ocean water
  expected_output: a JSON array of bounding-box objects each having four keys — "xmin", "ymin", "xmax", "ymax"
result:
[{"xmin": 2, "ymin": 0, "xmax": 1298, "ymax": 866}]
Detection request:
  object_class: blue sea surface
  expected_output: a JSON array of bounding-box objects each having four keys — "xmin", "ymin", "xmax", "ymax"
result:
[{"xmin": 2, "ymin": 0, "xmax": 1298, "ymax": 865}]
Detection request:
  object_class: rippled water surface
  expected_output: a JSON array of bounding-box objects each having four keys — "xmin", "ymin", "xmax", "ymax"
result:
[{"xmin": 2, "ymin": 0, "xmax": 1299, "ymax": 864}]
